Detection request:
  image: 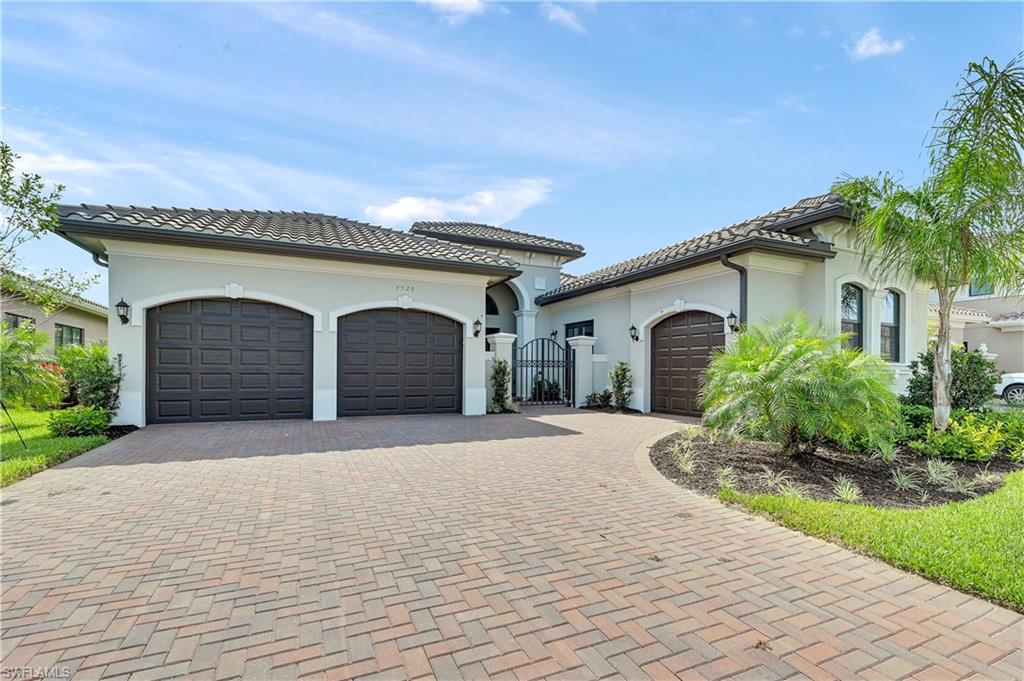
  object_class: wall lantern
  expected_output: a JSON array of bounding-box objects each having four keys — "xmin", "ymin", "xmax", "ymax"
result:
[
  {"xmin": 628, "ymin": 324, "xmax": 639, "ymax": 342},
  {"xmin": 550, "ymin": 330, "xmax": 558, "ymax": 341},
  {"xmin": 473, "ymin": 318, "xmax": 482, "ymax": 337},
  {"xmin": 726, "ymin": 310, "xmax": 739, "ymax": 333},
  {"xmin": 115, "ymin": 298, "xmax": 131, "ymax": 325}
]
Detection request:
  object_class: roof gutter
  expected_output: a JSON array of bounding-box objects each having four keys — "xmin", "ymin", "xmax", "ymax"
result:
[
  {"xmin": 719, "ymin": 254, "xmax": 747, "ymax": 325},
  {"xmin": 536, "ymin": 236, "xmax": 834, "ymax": 305},
  {"xmin": 56, "ymin": 220, "xmax": 522, "ymax": 279}
]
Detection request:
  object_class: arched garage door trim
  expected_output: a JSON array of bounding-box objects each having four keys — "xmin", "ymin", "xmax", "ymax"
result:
[
  {"xmin": 336, "ymin": 308, "xmax": 464, "ymax": 416},
  {"xmin": 146, "ymin": 297, "xmax": 314, "ymax": 423},
  {"xmin": 647, "ymin": 306, "xmax": 727, "ymax": 416},
  {"xmin": 131, "ymin": 287, "xmax": 323, "ymax": 331},
  {"xmin": 329, "ymin": 300, "xmax": 473, "ymax": 336}
]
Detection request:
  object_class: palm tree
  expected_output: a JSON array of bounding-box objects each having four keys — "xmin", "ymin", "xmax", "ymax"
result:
[{"xmin": 835, "ymin": 55, "xmax": 1024, "ymax": 431}]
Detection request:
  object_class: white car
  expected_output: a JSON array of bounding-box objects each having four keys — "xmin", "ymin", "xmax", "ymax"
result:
[{"xmin": 996, "ymin": 373, "xmax": 1024, "ymax": 405}]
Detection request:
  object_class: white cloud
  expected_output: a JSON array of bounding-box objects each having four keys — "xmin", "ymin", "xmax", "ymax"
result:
[
  {"xmin": 365, "ymin": 178, "xmax": 553, "ymax": 227},
  {"xmin": 540, "ymin": 3, "xmax": 585, "ymax": 34},
  {"xmin": 789, "ymin": 25, "xmax": 803, "ymax": 38},
  {"xmin": 779, "ymin": 95, "xmax": 818, "ymax": 114},
  {"xmin": 419, "ymin": 0, "xmax": 487, "ymax": 26},
  {"xmin": 846, "ymin": 27, "xmax": 906, "ymax": 61}
]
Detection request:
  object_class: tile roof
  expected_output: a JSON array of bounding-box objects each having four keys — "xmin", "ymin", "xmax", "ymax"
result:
[
  {"xmin": 993, "ymin": 310, "xmax": 1024, "ymax": 322},
  {"xmin": 927, "ymin": 303, "xmax": 991, "ymax": 321},
  {"xmin": 537, "ymin": 193, "xmax": 843, "ymax": 304},
  {"xmin": 0, "ymin": 269, "xmax": 107, "ymax": 314},
  {"xmin": 57, "ymin": 205, "xmax": 519, "ymax": 274},
  {"xmin": 410, "ymin": 221, "xmax": 585, "ymax": 258}
]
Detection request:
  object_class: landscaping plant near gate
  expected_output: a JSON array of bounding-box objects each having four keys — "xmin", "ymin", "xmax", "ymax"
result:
[
  {"xmin": 903, "ymin": 348, "xmax": 1001, "ymax": 413},
  {"xmin": 608, "ymin": 362, "xmax": 633, "ymax": 412},
  {"xmin": 47, "ymin": 405, "xmax": 111, "ymax": 437},
  {"xmin": 57, "ymin": 343, "xmax": 123, "ymax": 411},
  {"xmin": 834, "ymin": 55, "xmax": 1024, "ymax": 431},
  {"xmin": 701, "ymin": 312, "xmax": 899, "ymax": 456},
  {"xmin": 0, "ymin": 323, "xmax": 63, "ymax": 409},
  {"xmin": 584, "ymin": 390, "xmax": 613, "ymax": 409},
  {"xmin": 488, "ymin": 359, "xmax": 518, "ymax": 413}
]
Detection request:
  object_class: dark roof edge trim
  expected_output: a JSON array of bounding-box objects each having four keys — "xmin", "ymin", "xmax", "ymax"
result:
[
  {"xmin": 412, "ymin": 230, "xmax": 584, "ymax": 259},
  {"xmin": 536, "ymin": 237, "xmax": 835, "ymax": 305},
  {"xmin": 56, "ymin": 219, "xmax": 521, "ymax": 278},
  {"xmin": 768, "ymin": 204, "xmax": 850, "ymax": 234}
]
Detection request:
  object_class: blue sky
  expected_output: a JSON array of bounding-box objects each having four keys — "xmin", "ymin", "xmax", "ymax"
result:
[{"xmin": 4, "ymin": 2, "xmax": 1022, "ymax": 303}]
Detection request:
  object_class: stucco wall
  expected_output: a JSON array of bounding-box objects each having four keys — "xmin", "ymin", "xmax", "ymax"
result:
[
  {"xmin": 485, "ymin": 282, "xmax": 517, "ymax": 335},
  {"xmin": 104, "ymin": 239, "xmax": 493, "ymax": 426},
  {"xmin": 539, "ymin": 230, "xmax": 929, "ymax": 410},
  {"xmin": 965, "ymin": 326, "xmax": 1024, "ymax": 373},
  {"xmin": 1, "ymin": 295, "xmax": 107, "ymax": 355}
]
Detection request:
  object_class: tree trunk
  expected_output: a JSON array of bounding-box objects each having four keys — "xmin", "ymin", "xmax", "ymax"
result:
[{"xmin": 933, "ymin": 290, "xmax": 954, "ymax": 431}]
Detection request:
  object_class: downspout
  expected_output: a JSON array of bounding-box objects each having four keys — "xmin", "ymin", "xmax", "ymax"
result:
[
  {"xmin": 719, "ymin": 254, "xmax": 747, "ymax": 324},
  {"xmin": 92, "ymin": 252, "xmax": 109, "ymax": 268}
]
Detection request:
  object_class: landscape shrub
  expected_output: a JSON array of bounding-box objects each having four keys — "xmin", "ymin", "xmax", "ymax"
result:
[
  {"xmin": 488, "ymin": 359, "xmax": 517, "ymax": 413},
  {"xmin": 530, "ymin": 375, "xmax": 560, "ymax": 402},
  {"xmin": 701, "ymin": 311, "xmax": 899, "ymax": 456},
  {"xmin": 584, "ymin": 390, "xmax": 613, "ymax": 409},
  {"xmin": 898, "ymin": 404, "xmax": 935, "ymax": 442},
  {"xmin": 56, "ymin": 343, "xmax": 123, "ymax": 411},
  {"xmin": 903, "ymin": 348, "xmax": 1000, "ymax": 412},
  {"xmin": 909, "ymin": 413, "xmax": 1003, "ymax": 462},
  {"xmin": 0, "ymin": 323, "xmax": 63, "ymax": 408},
  {"xmin": 608, "ymin": 362, "xmax": 633, "ymax": 411},
  {"xmin": 47, "ymin": 405, "xmax": 111, "ymax": 437}
]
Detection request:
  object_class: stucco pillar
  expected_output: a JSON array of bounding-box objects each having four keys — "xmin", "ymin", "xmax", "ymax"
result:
[
  {"xmin": 313, "ymin": 330, "xmax": 336, "ymax": 421},
  {"xmin": 567, "ymin": 336, "xmax": 595, "ymax": 408},
  {"xmin": 514, "ymin": 309, "xmax": 537, "ymax": 344},
  {"xmin": 464, "ymin": 333, "xmax": 488, "ymax": 416},
  {"xmin": 486, "ymin": 332, "xmax": 516, "ymax": 405}
]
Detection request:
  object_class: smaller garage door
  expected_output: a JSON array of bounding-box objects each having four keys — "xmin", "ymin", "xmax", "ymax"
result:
[
  {"xmin": 146, "ymin": 299, "xmax": 313, "ymax": 424},
  {"xmin": 337, "ymin": 309, "xmax": 462, "ymax": 416},
  {"xmin": 651, "ymin": 310, "xmax": 725, "ymax": 416}
]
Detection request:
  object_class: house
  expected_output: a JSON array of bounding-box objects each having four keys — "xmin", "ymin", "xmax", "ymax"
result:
[
  {"xmin": 1, "ymin": 272, "xmax": 108, "ymax": 354},
  {"xmin": 55, "ymin": 193, "xmax": 928, "ymax": 427},
  {"xmin": 927, "ymin": 286, "xmax": 1024, "ymax": 373}
]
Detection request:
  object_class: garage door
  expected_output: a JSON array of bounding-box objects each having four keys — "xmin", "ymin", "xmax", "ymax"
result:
[
  {"xmin": 146, "ymin": 299, "xmax": 313, "ymax": 424},
  {"xmin": 337, "ymin": 309, "xmax": 462, "ymax": 416},
  {"xmin": 651, "ymin": 310, "xmax": 725, "ymax": 416}
]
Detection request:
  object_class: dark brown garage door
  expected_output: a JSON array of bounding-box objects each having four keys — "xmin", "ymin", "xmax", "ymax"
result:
[
  {"xmin": 146, "ymin": 299, "xmax": 313, "ymax": 424},
  {"xmin": 337, "ymin": 309, "xmax": 462, "ymax": 416},
  {"xmin": 651, "ymin": 310, "xmax": 725, "ymax": 416}
]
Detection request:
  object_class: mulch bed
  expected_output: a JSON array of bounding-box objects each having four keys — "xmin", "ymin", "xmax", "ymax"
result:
[
  {"xmin": 650, "ymin": 429, "xmax": 1021, "ymax": 508},
  {"xmin": 106, "ymin": 425, "xmax": 138, "ymax": 440}
]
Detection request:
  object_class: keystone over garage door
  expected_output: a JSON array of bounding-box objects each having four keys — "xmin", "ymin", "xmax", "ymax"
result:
[
  {"xmin": 146, "ymin": 299, "xmax": 313, "ymax": 424},
  {"xmin": 338, "ymin": 309, "xmax": 462, "ymax": 416},
  {"xmin": 651, "ymin": 310, "xmax": 725, "ymax": 416}
]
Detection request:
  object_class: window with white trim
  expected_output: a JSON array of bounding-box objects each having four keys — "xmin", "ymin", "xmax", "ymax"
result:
[
  {"xmin": 840, "ymin": 283, "xmax": 864, "ymax": 351},
  {"xmin": 880, "ymin": 290, "xmax": 900, "ymax": 362}
]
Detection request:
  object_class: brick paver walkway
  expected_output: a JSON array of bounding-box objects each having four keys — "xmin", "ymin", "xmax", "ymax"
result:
[{"xmin": 2, "ymin": 409, "xmax": 1021, "ymax": 680}]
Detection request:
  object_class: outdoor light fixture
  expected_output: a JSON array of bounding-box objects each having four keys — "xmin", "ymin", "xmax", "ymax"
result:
[
  {"xmin": 726, "ymin": 310, "xmax": 739, "ymax": 333},
  {"xmin": 629, "ymin": 324, "xmax": 639, "ymax": 342},
  {"xmin": 473, "ymin": 318, "xmax": 482, "ymax": 337},
  {"xmin": 115, "ymin": 298, "xmax": 130, "ymax": 325},
  {"xmin": 550, "ymin": 330, "xmax": 558, "ymax": 340}
]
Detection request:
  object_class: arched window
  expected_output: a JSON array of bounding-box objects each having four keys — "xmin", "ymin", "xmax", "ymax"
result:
[
  {"xmin": 880, "ymin": 290, "xmax": 901, "ymax": 362},
  {"xmin": 841, "ymin": 283, "xmax": 863, "ymax": 350},
  {"xmin": 485, "ymin": 294, "xmax": 499, "ymax": 316}
]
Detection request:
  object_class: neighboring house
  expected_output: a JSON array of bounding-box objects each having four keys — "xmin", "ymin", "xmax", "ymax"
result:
[
  {"xmin": 1, "ymin": 274, "xmax": 108, "ymax": 355},
  {"xmin": 55, "ymin": 193, "xmax": 928, "ymax": 427},
  {"xmin": 926, "ymin": 285, "xmax": 1024, "ymax": 373}
]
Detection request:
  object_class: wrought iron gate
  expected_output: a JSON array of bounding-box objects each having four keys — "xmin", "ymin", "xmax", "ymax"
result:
[{"xmin": 512, "ymin": 338, "xmax": 574, "ymax": 406}]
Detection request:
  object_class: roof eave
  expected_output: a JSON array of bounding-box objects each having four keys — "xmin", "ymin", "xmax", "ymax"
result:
[
  {"xmin": 412, "ymin": 229, "xmax": 585, "ymax": 260},
  {"xmin": 536, "ymin": 237, "xmax": 835, "ymax": 305},
  {"xmin": 56, "ymin": 219, "xmax": 521, "ymax": 279},
  {"xmin": 767, "ymin": 204, "xmax": 851, "ymax": 234}
]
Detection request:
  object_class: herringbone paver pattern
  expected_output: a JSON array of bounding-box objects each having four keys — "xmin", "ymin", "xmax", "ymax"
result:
[{"xmin": 1, "ymin": 409, "xmax": 1021, "ymax": 680}]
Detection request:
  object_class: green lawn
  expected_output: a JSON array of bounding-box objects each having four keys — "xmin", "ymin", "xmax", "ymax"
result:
[
  {"xmin": 1, "ymin": 408, "xmax": 107, "ymax": 486},
  {"xmin": 720, "ymin": 472, "xmax": 1024, "ymax": 612}
]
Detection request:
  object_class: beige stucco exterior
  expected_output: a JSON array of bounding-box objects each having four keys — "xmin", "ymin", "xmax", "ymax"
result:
[
  {"xmin": 536, "ymin": 219, "xmax": 929, "ymax": 411},
  {"xmin": 0, "ymin": 294, "xmax": 107, "ymax": 355},
  {"xmin": 104, "ymin": 239, "xmax": 496, "ymax": 426}
]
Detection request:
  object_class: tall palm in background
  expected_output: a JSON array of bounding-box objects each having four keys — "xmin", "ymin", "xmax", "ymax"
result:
[{"xmin": 835, "ymin": 55, "xmax": 1024, "ymax": 431}]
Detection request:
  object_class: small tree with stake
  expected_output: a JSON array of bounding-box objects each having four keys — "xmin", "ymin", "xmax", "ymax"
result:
[{"xmin": 835, "ymin": 55, "xmax": 1024, "ymax": 431}]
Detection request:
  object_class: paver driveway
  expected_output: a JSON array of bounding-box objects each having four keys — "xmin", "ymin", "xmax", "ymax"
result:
[{"xmin": 2, "ymin": 409, "xmax": 1021, "ymax": 680}]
